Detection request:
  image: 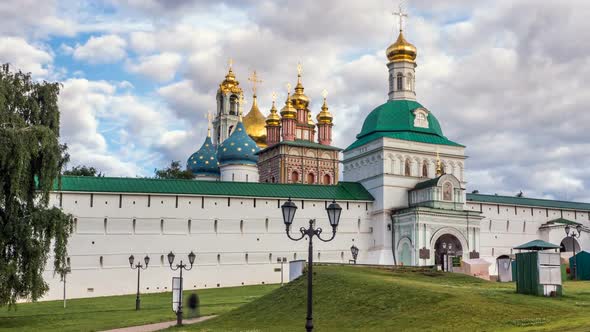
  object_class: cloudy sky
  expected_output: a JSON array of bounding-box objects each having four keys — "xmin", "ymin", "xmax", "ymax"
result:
[{"xmin": 1, "ymin": 0, "xmax": 589, "ymax": 202}]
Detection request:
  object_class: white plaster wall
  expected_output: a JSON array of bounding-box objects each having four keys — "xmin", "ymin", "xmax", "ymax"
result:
[
  {"xmin": 42, "ymin": 192, "xmax": 373, "ymax": 300},
  {"xmin": 220, "ymin": 164, "xmax": 259, "ymax": 182}
]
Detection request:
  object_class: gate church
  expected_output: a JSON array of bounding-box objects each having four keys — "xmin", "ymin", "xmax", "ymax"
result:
[{"xmin": 40, "ymin": 16, "xmax": 590, "ymax": 300}]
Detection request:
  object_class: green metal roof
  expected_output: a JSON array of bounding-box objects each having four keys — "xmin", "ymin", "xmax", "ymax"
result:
[
  {"xmin": 345, "ymin": 131, "xmax": 463, "ymax": 151},
  {"xmin": 467, "ymin": 193, "xmax": 590, "ymax": 211},
  {"xmin": 413, "ymin": 176, "xmax": 442, "ymax": 190},
  {"xmin": 53, "ymin": 176, "xmax": 373, "ymax": 201},
  {"xmin": 543, "ymin": 218, "xmax": 581, "ymax": 226},
  {"xmin": 514, "ymin": 239, "xmax": 560, "ymax": 250},
  {"xmin": 258, "ymin": 139, "xmax": 342, "ymax": 154},
  {"xmin": 344, "ymin": 100, "xmax": 463, "ymax": 152}
]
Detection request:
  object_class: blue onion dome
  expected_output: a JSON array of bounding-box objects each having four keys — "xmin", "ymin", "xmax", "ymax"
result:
[
  {"xmin": 218, "ymin": 121, "xmax": 260, "ymax": 165},
  {"xmin": 187, "ymin": 135, "xmax": 220, "ymax": 176}
]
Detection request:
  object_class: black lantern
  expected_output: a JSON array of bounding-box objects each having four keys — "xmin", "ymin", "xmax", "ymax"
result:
[
  {"xmin": 129, "ymin": 255, "xmax": 135, "ymax": 267},
  {"xmin": 188, "ymin": 251, "xmax": 196, "ymax": 265},
  {"xmin": 576, "ymin": 224, "xmax": 582, "ymax": 234},
  {"xmin": 144, "ymin": 255, "xmax": 150, "ymax": 267},
  {"xmin": 167, "ymin": 251, "xmax": 175, "ymax": 266},
  {"xmin": 326, "ymin": 200, "xmax": 342, "ymax": 228},
  {"xmin": 565, "ymin": 224, "xmax": 571, "ymax": 236},
  {"xmin": 350, "ymin": 245, "xmax": 359, "ymax": 264},
  {"xmin": 282, "ymin": 198, "xmax": 298, "ymax": 226}
]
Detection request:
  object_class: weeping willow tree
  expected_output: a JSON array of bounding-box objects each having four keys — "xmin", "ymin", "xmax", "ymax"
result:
[{"xmin": 0, "ymin": 64, "xmax": 73, "ymax": 306}]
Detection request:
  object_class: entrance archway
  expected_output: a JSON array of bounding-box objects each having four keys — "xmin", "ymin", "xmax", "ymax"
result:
[
  {"xmin": 560, "ymin": 237, "xmax": 580, "ymax": 253},
  {"xmin": 434, "ymin": 234, "xmax": 463, "ymax": 271}
]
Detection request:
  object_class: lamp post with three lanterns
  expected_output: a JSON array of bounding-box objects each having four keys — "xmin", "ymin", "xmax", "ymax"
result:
[{"xmin": 281, "ymin": 198, "xmax": 342, "ymax": 332}]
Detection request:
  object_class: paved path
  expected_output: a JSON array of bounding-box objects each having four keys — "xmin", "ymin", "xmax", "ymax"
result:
[{"xmin": 101, "ymin": 315, "xmax": 216, "ymax": 332}]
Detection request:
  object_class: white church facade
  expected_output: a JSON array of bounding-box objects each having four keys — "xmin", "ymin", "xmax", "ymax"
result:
[{"xmin": 40, "ymin": 25, "xmax": 590, "ymax": 300}]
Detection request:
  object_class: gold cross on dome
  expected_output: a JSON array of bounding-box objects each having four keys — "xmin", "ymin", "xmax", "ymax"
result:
[
  {"xmin": 322, "ymin": 89, "xmax": 328, "ymax": 99},
  {"xmin": 393, "ymin": 3, "xmax": 408, "ymax": 32},
  {"xmin": 286, "ymin": 82, "xmax": 292, "ymax": 94},
  {"xmin": 228, "ymin": 58, "xmax": 233, "ymax": 70},
  {"xmin": 297, "ymin": 62, "xmax": 303, "ymax": 76},
  {"xmin": 248, "ymin": 70, "xmax": 262, "ymax": 95},
  {"xmin": 272, "ymin": 91, "xmax": 277, "ymax": 102}
]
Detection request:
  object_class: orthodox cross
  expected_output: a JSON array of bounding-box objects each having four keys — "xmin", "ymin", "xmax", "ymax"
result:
[
  {"xmin": 248, "ymin": 70, "xmax": 262, "ymax": 95},
  {"xmin": 228, "ymin": 58, "xmax": 233, "ymax": 70},
  {"xmin": 393, "ymin": 3, "xmax": 408, "ymax": 32},
  {"xmin": 286, "ymin": 82, "xmax": 292, "ymax": 94},
  {"xmin": 272, "ymin": 91, "xmax": 277, "ymax": 102},
  {"xmin": 322, "ymin": 89, "xmax": 328, "ymax": 101},
  {"xmin": 297, "ymin": 62, "xmax": 303, "ymax": 76}
]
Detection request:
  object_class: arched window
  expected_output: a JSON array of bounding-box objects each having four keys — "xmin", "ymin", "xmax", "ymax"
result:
[
  {"xmin": 291, "ymin": 171, "xmax": 299, "ymax": 183},
  {"xmin": 323, "ymin": 174, "xmax": 331, "ymax": 185},
  {"xmin": 404, "ymin": 159, "xmax": 411, "ymax": 176},
  {"xmin": 307, "ymin": 173, "xmax": 315, "ymax": 184},
  {"xmin": 397, "ymin": 73, "xmax": 403, "ymax": 91},
  {"xmin": 271, "ymin": 176, "xmax": 275, "ymax": 183},
  {"xmin": 422, "ymin": 162, "xmax": 428, "ymax": 177},
  {"xmin": 232, "ymin": 173, "xmax": 235, "ymax": 181},
  {"xmin": 228, "ymin": 125, "xmax": 234, "ymax": 136},
  {"xmin": 443, "ymin": 182, "xmax": 453, "ymax": 201},
  {"xmin": 229, "ymin": 95, "xmax": 238, "ymax": 115},
  {"xmin": 389, "ymin": 73, "xmax": 394, "ymax": 92},
  {"xmin": 407, "ymin": 73, "xmax": 413, "ymax": 91}
]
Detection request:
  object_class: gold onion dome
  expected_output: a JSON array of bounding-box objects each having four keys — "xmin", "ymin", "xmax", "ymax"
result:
[
  {"xmin": 280, "ymin": 93, "xmax": 297, "ymax": 119},
  {"xmin": 266, "ymin": 99, "xmax": 281, "ymax": 126},
  {"xmin": 242, "ymin": 94, "xmax": 267, "ymax": 148},
  {"xmin": 218, "ymin": 67, "xmax": 243, "ymax": 94},
  {"xmin": 386, "ymin": 31, "xmax": 417, "ymax": 63},
  {"xmin": 316, "ymin": 94, "xmax": 333, "ymax": 124},
  {"xmin": 291, "ymin": 73, "xmax": 310, "ymax": 110}
]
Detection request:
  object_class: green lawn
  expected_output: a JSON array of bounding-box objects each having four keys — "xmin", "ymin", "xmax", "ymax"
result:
[
  {"xmin": 0, "ymin": 284, "xmax": 277, "ymax": 331},
  {"xmin": 182, "ymin": 265, "xmax": 590, "ymax": 332}
]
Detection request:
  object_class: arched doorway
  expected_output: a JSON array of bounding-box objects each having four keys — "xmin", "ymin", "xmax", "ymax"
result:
[
  {"xmin": 560, "ymin": 237, "xmax": 581, "ymax": 253},
  {"xmin": 434, "ymin": 234, "xmax": 463, "ymax": 271}
]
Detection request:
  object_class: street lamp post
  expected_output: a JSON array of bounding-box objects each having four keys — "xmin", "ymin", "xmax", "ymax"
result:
[
  {"xmin": 129, "ymin": 254, "xmax": 150, "ymax": 310},
  {"xmin": 61, "ymin": 262, "xmax": 71, "ymax": 309},
  {"xmin": 167, "ymin": 251, "xmax": 196, "ymax": 326},
  {"xmin": 350, "ymin": 245, "xmax": 359, "ymax": 264},
  {"xmin": 282, "ymin": 198, "xmax": 342, "ymax": 332},
  {"xmin": 565, "ymin": 224, "xmax": 582, "ymax": 280},
  {"xmin": 277, "ymin": 257, "xmax": 287, "ymax": 285}
]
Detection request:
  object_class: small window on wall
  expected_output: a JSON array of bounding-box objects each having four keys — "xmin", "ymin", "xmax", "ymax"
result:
[
  {"xmin": 160, "ymin": 255, "xmax": 164, "ymax": 265},
  {"xmin": 323, "ymin": 174, "xmax": 331, "ymax": 185},
  {"xmin": 214, "ymin": 219, "xmax": 218, "ymax": 233},
  {"xmin": 99, "ymin": 256, "xmax": 104, "ymax": 268},
  {"xmin": 294, "ymin": 253, "xmax": 297, "ymax": 260},
  {"xmin": 265, "ymin": 218, "xmax": 269, "ymax": 232},
  {"xmin": 422, "ymin": 162, "xmax": 428, "ymax": 177},
  {"xmin": 443, "ymin": 182, "xmax": 453, "ymax": 201},
  {"xmin": 217, "ymin": 254, "xmax": 221, "ymax": 264},
  {"xmin": 307, "ymin": 173, "xmax": 315, "ymax": 184},
  {"xmin": 396, "ymin": 73, "xmax": 403, "ymax": 91},
  {"xmin": 291, "ymin": 171, "xmax": 299, "ymax": 183},
  {"xmin": 269, "ymin": 253, "xmax": 273, "ymax": 263}
]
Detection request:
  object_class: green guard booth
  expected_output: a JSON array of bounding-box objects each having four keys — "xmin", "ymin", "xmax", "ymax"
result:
[
  {"xmin": 514, "ymin": 240, "xmax": 562, "ymax": 297},
  {"xmin": 569, "ymin": 251, "xmax": 590, "ymax": 280}
]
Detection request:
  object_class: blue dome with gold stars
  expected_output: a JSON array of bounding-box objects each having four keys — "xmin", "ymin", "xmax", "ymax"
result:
[
  {"xmin": 187, "ymin": 135, "xmax": 220, "ymax": 176},
  {"xmin": 218, "ymin": 121, "xmax": 260, "ymax": 165}
]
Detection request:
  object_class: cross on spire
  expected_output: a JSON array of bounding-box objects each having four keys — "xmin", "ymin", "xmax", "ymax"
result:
[
  {"xmin": 228, "ymin": 58, "xmax": 233, "ymax": 70},
  {"xmin": 248, "ymin": 70, "xmax": 262, "ymax": 95},
  {"xmin": 393, "ymin": 3, "xmax": 408, "ymax": 32}
]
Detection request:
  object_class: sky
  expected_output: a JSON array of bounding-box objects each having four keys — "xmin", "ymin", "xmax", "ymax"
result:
[{"xmin": 1, "ymin": 0, "xmax": 589, "ymax": 202}]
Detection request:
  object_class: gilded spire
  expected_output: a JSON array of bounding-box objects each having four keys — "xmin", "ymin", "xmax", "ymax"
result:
[
  {"xmin": 316, "ymin": 89, "xmax": 333, "ymax": 124},
  {"xmin": 291, "ymin": 62, "xmax": 310, "ymax": 110},
  {"xmin": 266, "ymin": 92, "xmax": 281, "ymax": 126},
  {"xmin": 386, "ymin": 5, "xmax": 417, "ymax": 63},
  {"xmin": 280, "ymin": 83, "xmax": 297, "ymax": 119},
  {"xmin": 436, "ymin": 150, "xmax": 443, "ymax": 176}
]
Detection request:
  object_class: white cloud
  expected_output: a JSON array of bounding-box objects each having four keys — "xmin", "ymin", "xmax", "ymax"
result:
[
  {"xmin": 0, "ymin": 37, "xmax": 53, "ymax": 77},
  {"xmin": 73, "ymin": 35, "xmax": 127, "ymax": 64},
  {"xmin": 126, "ymin": 52, "xmax": 183, "ymax": 82}
]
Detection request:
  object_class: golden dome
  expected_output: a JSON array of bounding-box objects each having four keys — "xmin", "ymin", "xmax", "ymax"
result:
[
  {"xmin": 291, "ymin": 66, "xmax": 310, "ymax": 109},
  {"xmin": 266, "ymin": 99, "xmax": 281, "ymax": 126},
  {"xmin": 242, "ymin": 94, "xmax": 267, "ymax": 148},
  {"xmin": 386, "ymin": 31, "xmax": 417, "ymax": 63},
  {"xmin": 280, "ymin": 93, "xmax": 297, "ymax": 119},
  {"xmin": 218, "ymin": 67, "xmax": 243, "ymax": 94},
  {"xmin": 316, "ymin": 94, "xmax": 333, "ymax": 125}
]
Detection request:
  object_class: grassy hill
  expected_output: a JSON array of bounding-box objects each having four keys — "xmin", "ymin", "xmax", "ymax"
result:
[{"xmin": 186, "ymin": 265, "xmax": 590, "ymax": 332}]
